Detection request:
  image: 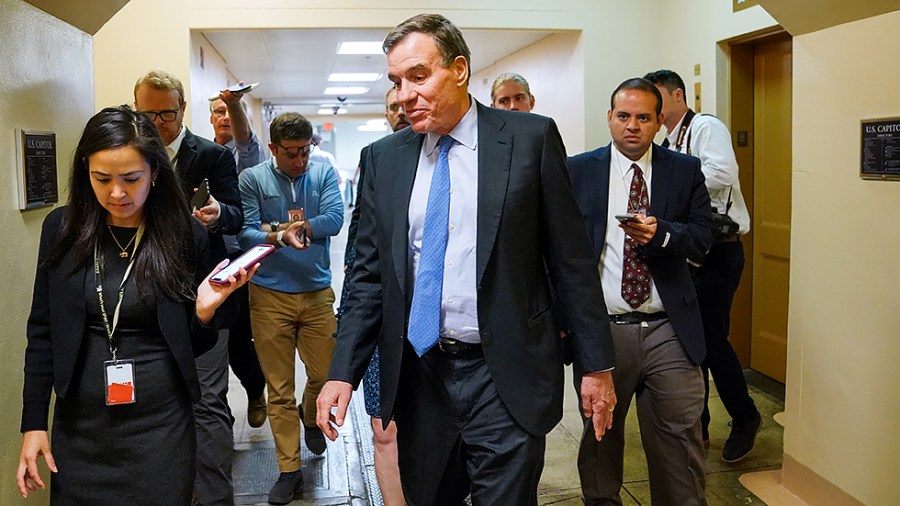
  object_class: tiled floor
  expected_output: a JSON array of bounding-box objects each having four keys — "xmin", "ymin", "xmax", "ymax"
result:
[{"xmin": 227, "ymin": 206, "xmax": 785, "ymax": 505}]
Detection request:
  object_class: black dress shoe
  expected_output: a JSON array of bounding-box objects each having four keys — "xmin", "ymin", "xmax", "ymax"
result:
[
  {"xmin": 268, "ymin": 470, "xmax": 304, "ymax": 505},
  {"xmin": 297, "ymin": 404, "xmax": 327, "ymax": 455},
  {"xmin": 722, "ymin": 413, "xmax": 761, "ymax": 462}
]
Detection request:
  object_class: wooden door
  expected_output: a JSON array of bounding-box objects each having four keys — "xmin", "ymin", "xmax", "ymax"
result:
[{"xmin": 750, "ymin": 35, "xmax": 792, "ymax": 382}]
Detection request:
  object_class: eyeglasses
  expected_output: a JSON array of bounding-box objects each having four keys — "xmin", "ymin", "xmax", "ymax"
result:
[
  {"xmin": 276, "ymin": 142, "xmax": 314, "ymax": 159},
  {"xmin": 140, "ymin": 109, "xmax": 180, "ymax": 122}
]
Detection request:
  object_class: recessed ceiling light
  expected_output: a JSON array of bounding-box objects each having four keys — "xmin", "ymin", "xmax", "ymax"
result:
[
  {"xmin": 328, "ymin": 73, "xmax": 381, "ymax": 82},
  {"xmin": 337, "ymin": 41, "xmax": 383, "ymax": 55},
  {"xmin": 318, "ymin": 108, "xmax": 348, "ymax": 115},
  {"xmin": 358, "ymin": 123, "xmax": 388, "ymax": 132},
  {"xmin": 324, "ymin": 86, "xmax": 369, "ymax": 95}
]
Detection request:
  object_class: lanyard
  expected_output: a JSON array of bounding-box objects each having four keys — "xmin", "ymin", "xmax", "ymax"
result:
[
  {"xmin": 94, "ymin": 223, "xmax": 144, "ymax": 363},
  {"xmin": 673, "ymin": 109, "xmax": 698, "ymax": 154}
]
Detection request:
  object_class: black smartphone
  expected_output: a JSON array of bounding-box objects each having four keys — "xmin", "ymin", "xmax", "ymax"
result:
[
  {"xmin": 209, "ymin": 244, "xmax": 275, "ymax": 285},
  {"xmin": 191, "ymin": 179, "xmax": 210, "ymax": 211},
  {"xmin": 614, "ymin": 213, "xmax": 643, "ymax": 224}
]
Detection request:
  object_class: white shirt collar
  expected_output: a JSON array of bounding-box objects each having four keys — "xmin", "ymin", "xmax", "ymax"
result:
[
  {"xmin": 166, "ymin": 125, "xmax": 187, "ymax": 161},
  {"xmin": 423, "ymin": 96, "xmax": 478, "ymax": 155},
  {"xmin": 610, "ymin": 141, "xmax": 653, "ymax": 181}
]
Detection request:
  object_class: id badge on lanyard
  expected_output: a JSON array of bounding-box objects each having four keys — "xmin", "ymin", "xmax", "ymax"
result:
[{"xmin": 95, "ymin": 223, "xmax": 144, "ymax": 406}]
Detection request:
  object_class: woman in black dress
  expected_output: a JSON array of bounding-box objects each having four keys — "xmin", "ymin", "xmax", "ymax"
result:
[{"xmin": 16, "ymin": 106, "xmax": 254, "ymax": 504}]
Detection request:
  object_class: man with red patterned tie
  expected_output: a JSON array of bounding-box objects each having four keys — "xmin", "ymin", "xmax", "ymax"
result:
[{"xmin": 566, "ymin": 77, "xmax": 714, "ymax": 506}]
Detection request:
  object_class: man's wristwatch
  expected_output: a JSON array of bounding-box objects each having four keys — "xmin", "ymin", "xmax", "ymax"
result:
[
  {"xmin": 276, "ymin": 229, "xmax": 287, "ymax": 247},
  {"xmin": 269, "ymin": 220, "xmax": 281, "ymax": 231}
]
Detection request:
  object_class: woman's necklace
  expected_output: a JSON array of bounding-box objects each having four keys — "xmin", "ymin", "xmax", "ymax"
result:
[{"xmin": 107, "ymin": 225, "xmax": 138, "ymax": 258}]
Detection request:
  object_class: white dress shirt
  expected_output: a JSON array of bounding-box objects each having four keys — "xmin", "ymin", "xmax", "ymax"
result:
[
  {"xmin": 166, "ymin": 125, "xmax": 187, "ymax": 167},
  {"xmin": 665, "ymin": 111, "xmax": 750, "ymax": 234},
  {"xmin": 408, "ymin": 99, "xmax": 480, "ymax": 343},
  {"xmin": 601, "ymin": 144, "xmax": 665, "ymax": 315}
]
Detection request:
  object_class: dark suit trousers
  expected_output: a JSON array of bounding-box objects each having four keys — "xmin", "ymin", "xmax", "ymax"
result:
[
  {"xmin": 394, "ymin": 342, "xmax": 545, "ymax": 506},
  {"xmin": 577, "ymin": 320, "xmax": 706, "ymax": 506},
  {"xmin": 193, "ymin": 329, "xmax": 235, "ymax": 505},
  {"xmin": 693, "ymin": 241, "xmax": 758, "ymax": 430}
]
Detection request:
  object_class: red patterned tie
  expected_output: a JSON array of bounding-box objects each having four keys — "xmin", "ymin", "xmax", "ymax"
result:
[{"xmin": 622, "ymin": 164, "xmax": 651, "ymax": 309}]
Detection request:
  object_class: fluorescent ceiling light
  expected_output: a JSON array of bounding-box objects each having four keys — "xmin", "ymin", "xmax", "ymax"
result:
[
  {"xmin": 358, "ymin": 119, "xmax": 388, "ymax": 132},
  {"xmin": 337, "ymin": 41, "xmax": 383, "ymax": 55},
  {"xmin": 318, "ymin": 108, "xmax": 348, "ymax": 115},
  {"xmin": 324, "ymin": 86, "xmax": 369, "ymax": 95},
  {"xmin": 329, "ymin": 73, "xmax": 381, "ymax": 82}
]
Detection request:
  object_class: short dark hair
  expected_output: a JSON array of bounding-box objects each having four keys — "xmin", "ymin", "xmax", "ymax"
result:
[
  {"xmin": 269, "ymin": 112, "xmax": 312, "ymax": 145},
  {"xmin": 49, "ymin": 105, "xmax": 194, "ymax": 300},
  {"xmin": 383, "ymin": 13, "xmax": 471, "ymax": 84},
  {"xmin": 643, "ymin": 69, "xmax": 686, "ymax": 95},
  {"xmin": 610, "ymin": 77, "xmax": 663, "ymax": 116}
]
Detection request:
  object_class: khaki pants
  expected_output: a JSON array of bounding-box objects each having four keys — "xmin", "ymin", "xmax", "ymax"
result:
[{"xmin": 249, "ymin": 284, "xmax": 337, "ymax": 472}]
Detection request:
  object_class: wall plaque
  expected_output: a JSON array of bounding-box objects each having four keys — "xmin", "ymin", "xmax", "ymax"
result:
[
  {"xmin": 16, "ymin": 129, "xmax": 59, "ymax": 210},
  {"xmin": 861, "ymin": 117, "xmax": 900, "ymax": 180}
]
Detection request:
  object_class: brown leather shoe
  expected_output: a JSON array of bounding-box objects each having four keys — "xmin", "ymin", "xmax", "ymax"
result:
[{"xmin": 248, "ymin": 393, "xmax": 267, "ymax": 428}]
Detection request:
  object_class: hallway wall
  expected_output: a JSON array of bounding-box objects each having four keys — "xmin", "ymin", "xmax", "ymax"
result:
[
  {"xmin": 469, "ymin": 31, "xmax": 586, "ymax": 154},
  {"xmin": 0, "ymin": 0, "xmax": 94, "ymax": 503},
  {"xmin": 785, "ymin": 10, "xmax": 900, "ymax": 504}
]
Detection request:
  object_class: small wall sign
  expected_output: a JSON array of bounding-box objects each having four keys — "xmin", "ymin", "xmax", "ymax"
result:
[
  {"xmin": 16, "ymin": 129, "xmax": 59, "ymax": 210},
  {"xmin": 861, "ymin": 117, "xmax": 900, "ymax": 180}
]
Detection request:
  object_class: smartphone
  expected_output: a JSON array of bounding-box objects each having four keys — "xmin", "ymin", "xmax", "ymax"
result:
[
  {"xmin": 191, "ymin": 179, "xmax": 210, "ymax": 211},
  {"xmin": 614, "ymin": 213, "xmax": 643, "ymax": 224},
  {"xmin": 209, "ymin": 244, "xmax": 276, "ymax": 285},
  {"xmin": 226, "ymin": 82, "xmax": 258, "ymax": 94},
  {"xmin": 289, "ymin": 208, "xmax": 307, "ymax": 243}
]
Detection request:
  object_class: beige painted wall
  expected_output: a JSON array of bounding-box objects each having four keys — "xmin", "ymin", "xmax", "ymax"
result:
[
  {"xmin": 0, "ymin": 0, "xmax": 94, "ymax": 503},
  {"xmin": 470, "ymin": 32, "xmax": 585, "ymax": 154},
  {"xmin": 786, "ymin": 10, "xmax": 900, "ymax": 504},
  {"xmin": 657, "ymin": 0, "xmax": 776, "ymax": 124}
]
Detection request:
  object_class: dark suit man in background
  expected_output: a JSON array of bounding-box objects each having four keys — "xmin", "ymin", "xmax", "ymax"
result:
[
  {"xmin": 567, "ymin": 78, "xmax": 713, "ymax": 505},
  {"xmin": 318, "ymin": 13, "xmax": 616, "ymax": 506},
  {"xmin": 134, "ymin": 69, "xmax": 243, "ymax": 506}
]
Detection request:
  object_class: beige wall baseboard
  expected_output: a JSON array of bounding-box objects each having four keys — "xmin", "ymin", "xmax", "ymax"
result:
[{"xmin": 741, "ymin": 455, "xmax": 864, "ymax": 506}]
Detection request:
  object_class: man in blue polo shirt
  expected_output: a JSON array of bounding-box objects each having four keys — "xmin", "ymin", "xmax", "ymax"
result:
[{"xmin": 237, "ymin": 112, "xmax": 343, "ymax": 505}]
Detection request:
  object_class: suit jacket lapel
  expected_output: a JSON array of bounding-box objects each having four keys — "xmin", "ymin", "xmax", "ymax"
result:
[
  {"xmin": 593, "ymin": 147, "xmax": 613, "ymax": 260},
  {"xmin": 476, "ymin": 105, "xmax": 512, "ymax": 286},
  {"xmin": 391, "ymin": 133, "xmax": 425, "ymax": 301},
  {"xmin": 649, "ymin": 144, "xmax": 671, "ymax": 218},
  {"xmin": 175, "ymin": 128, "xmax": 198, "ymax": 180}
]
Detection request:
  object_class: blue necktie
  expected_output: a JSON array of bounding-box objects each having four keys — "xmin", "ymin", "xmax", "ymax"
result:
[{"xmin": 408, "ymin": 135, "xmax": 454, "ymax": 356}]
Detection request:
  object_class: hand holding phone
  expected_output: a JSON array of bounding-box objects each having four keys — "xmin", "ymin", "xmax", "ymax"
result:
[
  {"xmin": 615, "ymin": 213, "xmax": 643, "ymax": 224},
  {"xmin": 209, "ymin": 244, "xmax": 276, "ymax": 285},
  {"xmin": 191, "ymin": 179, "xmax": 211, "ymax": 211},
  {"xmin": 289, "ymin": 208, "xmax": 308, "ymax": 244}
]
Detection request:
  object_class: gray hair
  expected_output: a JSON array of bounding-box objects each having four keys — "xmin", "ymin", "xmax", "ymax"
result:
[{"xmin": 383, "ymin": 14, "xmax": 471, "ymax": 84}]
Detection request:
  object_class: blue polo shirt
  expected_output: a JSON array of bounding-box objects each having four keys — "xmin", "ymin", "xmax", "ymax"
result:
[{"xmin": 238, "ymin": 158, "xmax": 344, "ymax": 294}]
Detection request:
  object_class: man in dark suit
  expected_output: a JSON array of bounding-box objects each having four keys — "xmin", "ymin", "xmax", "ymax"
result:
[
  {"xmin": 567, "ymin": 78, "xmax": 713, "ymax": 505},
  {"xmin": 317, "ymin": 14, "xmax": 616, "ymax": 506},
  {"xmin": 134, "ymin": 69, "xmax": 242, "ymax": 506}
]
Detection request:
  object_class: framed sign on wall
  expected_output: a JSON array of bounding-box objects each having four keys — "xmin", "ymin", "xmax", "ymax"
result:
[
  {"xmin": 16, "ymin": 129, "xmax": 59, "ymax": 210},
  {"xmin": 860, "ymin": 117, "xmax": 900, "ymax": 180}
]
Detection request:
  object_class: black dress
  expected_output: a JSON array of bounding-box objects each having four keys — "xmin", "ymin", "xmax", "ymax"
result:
[{"xmin": 49, "ymin": 227, "xmax": 195, "ymax": 505}]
